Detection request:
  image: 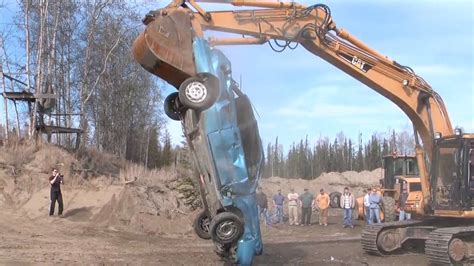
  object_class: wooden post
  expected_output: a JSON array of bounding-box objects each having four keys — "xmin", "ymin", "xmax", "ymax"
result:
[
  {"xmin": 0, "ymin": 65, "xmax": 9, "ymax": 143},
  {"xmin": 75, "ymin": 132, "xmax": 80, "ymax": 150}
]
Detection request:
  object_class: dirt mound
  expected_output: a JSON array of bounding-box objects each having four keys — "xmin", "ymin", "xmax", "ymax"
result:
[
  {"xmin": 90, "ymin": 166, "xmax": 195, "ymax": 236},
  {"xmin": 261, "ymin": 169, "xmax": 382, "ymax": 202},
  {"xmin": 0, "ymin": 144, "xmax": 195, "ymax": 237}
]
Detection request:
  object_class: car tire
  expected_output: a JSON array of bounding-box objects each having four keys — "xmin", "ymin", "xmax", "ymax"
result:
[
  {"xmin": 193, "ymin": 210, "xmax": 211, "ymax": 240},
  {"xmin": 329, "ymin": 191, "xmax": 342, "ymax": 208},
  {"xmin": 164, "ymin": 92, "xmax": 181, "ymax": 121},
  {"xmin": 209, "ymin": 212, "xmax": 244, "ymax": 245},
  {"xmin": 178, "ymin": 74, "xmax": 219, "ymax": 111},
  {"xmin": 255, "ymin": 246, "xmax": 263, "ymax": 256}
]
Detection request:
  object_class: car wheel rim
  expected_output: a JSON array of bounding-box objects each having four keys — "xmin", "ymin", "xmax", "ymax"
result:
[
  {"xmin": 216, "ymin": 220, "xmax": 238, "ymax": 241},
  {"xmin": 200, "ymin": 217, "xmax": 210, "ymax": 232},
  {"xmin": 185, "ymin": 81, "xmax": 207, "ymax": 103}
]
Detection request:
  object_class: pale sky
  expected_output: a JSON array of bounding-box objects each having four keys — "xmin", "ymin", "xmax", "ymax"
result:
[{"xmin": 1, "ymin": 1, "xmax": 473, "ymax": 150}]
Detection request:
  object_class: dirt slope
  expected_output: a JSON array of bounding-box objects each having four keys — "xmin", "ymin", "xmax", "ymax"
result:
[
  {"xmin": 0, "ymin": 144, "xmax": 196, "ymax": 237},
  {"xmin": 1, "ymin": 144, "xmax": 382, "ymax": 236}
]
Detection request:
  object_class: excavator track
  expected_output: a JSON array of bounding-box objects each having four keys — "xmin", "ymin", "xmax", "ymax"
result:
[
  {"xmin": 361, "ymin": 220, "xmax": 425, "ymax": 256},
  {"xmin": 425, "ymin": 226, "xmax": 474, "ymax": 265}
]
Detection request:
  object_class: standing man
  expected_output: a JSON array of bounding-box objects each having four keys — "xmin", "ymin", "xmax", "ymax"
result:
[
  {"xmin": 363, "ymin": 188, "xmax": 371, "ymax": 223},
  {"xmin": 369, "ymin": 187, "xmax": 382, "ymax": 224},
  {"xmin": 49, "ymin": 168, "xmax": 64, "ymax": 216},
  {"xmin": 299, "ymin": 188, "xmax": 314, "ymax": 226},
  {"xmin": 256, "ymin": 186, "xmax": 269, "ymax": 224},
  {"xmin": 316, "ymin": 188, "xmax": 330, "ymax": 226},
  {"xmin": 287, "ymin": 188, "xmax": 299, "ymax": 226},
  {"xmin": 272, "ymin": 189, "xmax": 285, "ymax": 224},
  {"xmin": 340, "ymin": 187, "xmax": 355, "ymax": 228},
  {"xmin": 398, "ymin": 187, "xmax": 409, "ymax": 221}
]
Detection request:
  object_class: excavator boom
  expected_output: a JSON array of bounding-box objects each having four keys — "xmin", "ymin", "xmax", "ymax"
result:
[
  {"xmin": 132, "ymin": 1, "xmax": 455, "ymax": 207},
  {"xmin": 134, "ymin": 1, "xmax": 453, "ymax": 155},
  {"xmin": 132, "ymin": 1, "xmax": 473, "ymax": 264}
]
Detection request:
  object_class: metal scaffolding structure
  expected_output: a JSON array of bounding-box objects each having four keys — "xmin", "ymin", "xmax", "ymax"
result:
[{"xmin": 0, "ymin": 65, "xmax": 82, "ymax": 149}]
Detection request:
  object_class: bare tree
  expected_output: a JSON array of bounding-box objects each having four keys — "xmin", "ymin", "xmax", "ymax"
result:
[{"xmin": 2, "ymin": 0, "xmax": 164, "ymax": 160}]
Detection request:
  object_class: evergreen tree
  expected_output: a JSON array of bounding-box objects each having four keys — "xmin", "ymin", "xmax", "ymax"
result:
[
  {"xmin": 146, "ymin": 127, "xmax": 161, "ymax": 169},
  {"xmin": 161, "ymin": 129, "xmax": 173, "ymax": 166}
]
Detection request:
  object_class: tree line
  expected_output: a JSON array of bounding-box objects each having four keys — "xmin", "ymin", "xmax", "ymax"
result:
[{"xmin": 263, "ymin": 129, "xmax": 415, "ymax": 179}]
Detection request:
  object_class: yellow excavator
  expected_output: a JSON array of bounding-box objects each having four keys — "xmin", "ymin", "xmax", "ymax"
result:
[{"xmin": 132, "ymin": 1, "xmax": 474, "ymax": 264}]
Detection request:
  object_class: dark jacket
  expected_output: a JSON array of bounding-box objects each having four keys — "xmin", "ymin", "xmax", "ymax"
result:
[
  {"xmin": 256, "ymin": 192, "xmax": 268, "ymax": 209},
  {"xmin": 49, "ymin": 175, "xmax": 63, "ymax": 191},
  {"xmin": 399, "ymin": 192, "xmax": 409, "ymax": 210}
]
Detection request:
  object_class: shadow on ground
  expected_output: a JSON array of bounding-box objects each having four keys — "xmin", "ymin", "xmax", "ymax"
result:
[{"xmin": 62, "ymin": 207, "xmax": 93, "ymax": 221}]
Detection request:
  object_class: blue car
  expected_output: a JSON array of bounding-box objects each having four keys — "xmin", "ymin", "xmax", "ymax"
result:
[{"xmin": 159, "ymin": 38, "xmax": 264, "ymax": 264}]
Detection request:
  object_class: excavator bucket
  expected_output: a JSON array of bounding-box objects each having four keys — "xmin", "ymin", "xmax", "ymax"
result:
[{"xmin": 132, "ymin": 9, "xmax": 196, "ymax": 88}]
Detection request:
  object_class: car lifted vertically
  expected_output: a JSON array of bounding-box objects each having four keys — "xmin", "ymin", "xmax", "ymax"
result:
[
  {"xmin": 132, "ymin": 1, "xmax": 474, "ymax": 264},
  {"xmin": 132, "ymin": 4, "xmax": 264, "ymax": 265}
]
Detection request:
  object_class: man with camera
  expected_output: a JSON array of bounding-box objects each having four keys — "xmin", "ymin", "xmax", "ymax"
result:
[{"xmin": 49, "ymin": 168, "xmax": 64, "ymax": 216}]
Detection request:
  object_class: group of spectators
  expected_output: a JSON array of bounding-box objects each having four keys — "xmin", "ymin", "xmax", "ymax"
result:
[
  {"xmin": 256, "ymin": 185, "xmax": 412, "ymax": 228},
  {"xmin": 256, "ymin": 187, "xmax": 331, "ymax": 227},
  {"xmin": 362, "ymin": 186, "xmax": 411, "ymax": 224}
]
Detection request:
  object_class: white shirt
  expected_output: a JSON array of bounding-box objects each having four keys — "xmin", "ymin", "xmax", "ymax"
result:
[
  {"xmin": 343, "ymin": 194, "xmax": 351, "ymax": 209},
  {"xmin": 287, "ymin": 192, "xmax": 299, "ymax": 206},
  {"xmin": 363, "ymin": 193, "xmax": 370, "ymax": 207}
]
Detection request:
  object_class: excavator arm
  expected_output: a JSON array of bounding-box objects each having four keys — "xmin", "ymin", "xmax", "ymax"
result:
[{"xmin": 132, "ymin": 0, "xmax": 455, "ymax": 210}]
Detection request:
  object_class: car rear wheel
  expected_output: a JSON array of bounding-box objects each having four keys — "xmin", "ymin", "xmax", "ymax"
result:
[
  {"xmin": 210, "ymin": 212, "xmax": 244, "ymax": 245},
  {"xmin": 193, "ymin": 210, "xmax": 211, "ymax": 240},
  {"xmin": 178, "ymin": 74, "xmax": 219, "ymax": 111},
  {"xmin": 164, "ymin": 92, "xmax": 181, "ymax": 121}
]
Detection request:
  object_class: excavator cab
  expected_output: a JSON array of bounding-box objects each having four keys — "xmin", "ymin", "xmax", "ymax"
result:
[
  {"xmin": 381, "ymin": 155, "xmax": 419, "ymax": 190},
  {"xmin": 431, "ymin": 133, "xmax": 474, "ymax": 212}
]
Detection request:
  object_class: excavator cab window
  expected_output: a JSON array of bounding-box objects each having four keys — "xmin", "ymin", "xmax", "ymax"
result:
[
  {"xmin": 405, "ymin": 158, "xmax": 419, "ymax": 176},
  {"xmin": 432, "ymin": 139, "xmax": 465, "ymax": 210},
  {"xmin": 393, "ymin": 159, "xmax": 404, "ymax": 176}
]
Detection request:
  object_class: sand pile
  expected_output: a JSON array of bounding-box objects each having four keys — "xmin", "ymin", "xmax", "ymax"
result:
[
  {"xmin": 261, "ymin": 169, "xmax": 383, "ymax": 200},
  {"xmin": 0, "ymin": 144, "xmax": 195, "ymax": 237}
]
